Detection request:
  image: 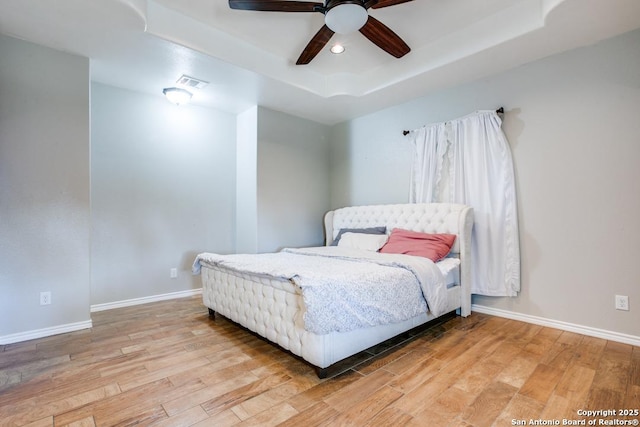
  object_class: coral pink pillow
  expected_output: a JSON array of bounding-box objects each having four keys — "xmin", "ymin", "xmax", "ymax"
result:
[{"xmin": 379, "ymin": 228, "xmax": 456, "ymax": 262}]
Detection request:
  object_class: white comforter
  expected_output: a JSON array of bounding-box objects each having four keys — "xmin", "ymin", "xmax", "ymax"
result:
[{"xmin": 192, "ymin": 246, "xmax": 449, "ymax": 335}]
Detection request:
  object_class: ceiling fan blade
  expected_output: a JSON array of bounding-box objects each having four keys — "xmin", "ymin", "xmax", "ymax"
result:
[
  {"xmin": 229, "ymin": 0, "xmax": 322, "ymax": 12},
  {"xmin": 359, "ymin": 15, "xmax": 410, "ymax": 58},
  {"xmin": 370, "ymin": 0, "xmax": 413, "ymax": 9},
  {"xmin": 363, "ymin": 0, "xmax": 379, "ymax": 8},
  {"xmin": 296, "ymin": 25, "xmax": 334, "ymax": 65}
]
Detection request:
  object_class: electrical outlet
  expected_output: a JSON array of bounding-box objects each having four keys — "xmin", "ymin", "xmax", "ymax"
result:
[
  {"xmin": 170, "ymin": 268, "xmax": 178, "ymax": 279},
  {"xmin": 615, "ymin": 295, "xmax": 629, "ymax": 311},
  {"xmin": 40, "ymin": 291, "xmax": 51, "ymax": 306}
]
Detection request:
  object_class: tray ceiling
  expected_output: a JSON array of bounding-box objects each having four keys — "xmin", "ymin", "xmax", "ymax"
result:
[{"xmin": 1, "ymin": 0, "xmax": 639, "ymax": 124}]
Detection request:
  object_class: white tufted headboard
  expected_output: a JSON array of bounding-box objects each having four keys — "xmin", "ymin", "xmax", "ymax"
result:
[
  {"xmin": 324, "ymin": 203, "xmax": 474, "ymax": 315},
  {"xmin": 324, "ymin": 203, "xmax": 472, "ymax": 253}
]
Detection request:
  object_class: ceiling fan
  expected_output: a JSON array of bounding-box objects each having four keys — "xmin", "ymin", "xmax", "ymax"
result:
[{"xmin": 228, "ymin": 0, "xmax": 413, "ymax": 65}]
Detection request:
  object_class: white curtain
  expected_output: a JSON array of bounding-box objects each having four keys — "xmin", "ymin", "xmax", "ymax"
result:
[
  {"xmin": 409, "ymin": 123, "xmax": 448, "ymax": 203},
  {"xmin": 409, "ymin": 110, "xmax": 520, "ymax": 296}
]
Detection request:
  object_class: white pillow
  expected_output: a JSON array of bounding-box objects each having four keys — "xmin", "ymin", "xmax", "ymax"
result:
[{"xmin": 337, "ymin": 232, "xmax": 388, "ymax": 251}]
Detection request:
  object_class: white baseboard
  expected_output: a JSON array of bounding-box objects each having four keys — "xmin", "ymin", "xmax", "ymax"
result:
[
  {"xmin": 472, "ymin": 304, "xmax": 640, "ymax": 347},
  {"xmin": 0, "ymin": 289, "xmax": 203, "ymax": 345},
  {"xmin": 90, "ymin": 288, "xmax": 203, "ymax": 312},
  {"xmin": 0, "ymin": 320, "xmax": 93, "ymax": 345}
]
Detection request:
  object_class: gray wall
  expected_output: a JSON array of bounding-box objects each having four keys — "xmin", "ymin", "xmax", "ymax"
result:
[
  {"xmin": 0, "ymin": 35, "xmax": 91, "ymax": 337},
  {"xmin": 4, "ymin": 26, "xmax": 637, "ymax": 343},
  {"xmin": 329, "ymin": 29, "xmax": 640, "ymax": 337},
  {"xmin": 236, "ymin": 107, "xmax": 258, "ymax": 254},
  {"xmin": 257, "ymin": 107, "xmax": 331, "ymax": 252},
  {"xmin": 90, "ymin": 83, "xmax": 237, "ymax": 305}
]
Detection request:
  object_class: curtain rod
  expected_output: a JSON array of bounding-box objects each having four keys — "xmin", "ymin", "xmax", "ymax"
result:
[{"xmin": 402, "ymin": 107, "xmax": 504, "ymax": 136}]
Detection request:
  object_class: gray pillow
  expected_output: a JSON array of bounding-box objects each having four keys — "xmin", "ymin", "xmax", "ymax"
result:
[{"xmin": 331, "ymin": 227, "xmax": 387, "ymax": 246}]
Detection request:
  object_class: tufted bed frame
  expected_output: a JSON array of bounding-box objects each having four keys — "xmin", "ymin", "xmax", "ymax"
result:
[{"xmin": 200, "ymin": 203, "xmax": 473, "ymax": 377}]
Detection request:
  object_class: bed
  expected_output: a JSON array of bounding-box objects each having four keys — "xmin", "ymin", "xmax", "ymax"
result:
[{"xmin": 192, "ymin": 203, "xmax": 473, "ymax": 377}]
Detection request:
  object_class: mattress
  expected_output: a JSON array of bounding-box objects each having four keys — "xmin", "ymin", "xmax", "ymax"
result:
[{"xmin": 438, "ymin": 257, "xmax": 461, "ymax": 288}]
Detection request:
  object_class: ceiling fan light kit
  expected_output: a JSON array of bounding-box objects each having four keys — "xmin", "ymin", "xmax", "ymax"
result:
[
  {"xmin": 325, "ymin": 2, "xmax": 368, "ymax": 34},
  {"xmin": 228, "ymin": 0, "xmax": 412, "ymax": 64}
]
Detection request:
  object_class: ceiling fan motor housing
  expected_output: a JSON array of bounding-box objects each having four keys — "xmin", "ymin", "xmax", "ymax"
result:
[{"xmin": 324, "ymin": 0, "xmax": 366, "ymax": 8}]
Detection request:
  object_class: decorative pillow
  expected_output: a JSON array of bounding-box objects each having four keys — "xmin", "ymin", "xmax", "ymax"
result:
[
  {"xmin": 331, "ymin": 226, "xmax": 386, "ymax": 246},
  {"xmin": 379, "ymin": 228, "xmax": 456, "ymax": 262},
  {"xmin": 337, "ymin": 232, "xmax": 389, "ymax": 252}
]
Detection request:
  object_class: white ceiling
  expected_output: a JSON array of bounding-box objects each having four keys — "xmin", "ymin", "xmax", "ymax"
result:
[{"xmin": 1, "ymin": 0, "xmax": 640, "ymax": 124}]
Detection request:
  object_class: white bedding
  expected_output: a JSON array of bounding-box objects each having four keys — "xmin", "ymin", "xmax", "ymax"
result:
[{"xmin": 193, "ymin": 246, "xmax": 450, "ymax": 335}]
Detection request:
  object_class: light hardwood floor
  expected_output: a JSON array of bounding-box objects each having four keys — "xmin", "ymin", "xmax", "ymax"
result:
[{"xmin": 1, "ymin": 296, "xmax": 638, "ymax": 426}]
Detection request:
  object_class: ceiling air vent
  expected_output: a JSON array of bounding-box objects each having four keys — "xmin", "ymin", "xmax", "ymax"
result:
[{"xmin": 176, "ymin": 75, "xmax": 208, "ymax": 90}]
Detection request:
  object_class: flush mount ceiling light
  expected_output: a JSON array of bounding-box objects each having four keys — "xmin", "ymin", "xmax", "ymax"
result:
[
  {"xmin": 324, "ymin": 2, "xmax": 368, "ymax": 34},
  {"xmin": 162, "ymin": 87, "xmax": 193, "ymax": 105},
  {"xmin": 330, "ymin": 44, "xmax": 345, "ymax": 54}
]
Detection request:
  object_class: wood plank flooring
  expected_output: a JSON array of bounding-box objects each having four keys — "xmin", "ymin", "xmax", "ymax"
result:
[{"xmin": 1, "ymin": 296, "xmax": 638, "ymax": 426}]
